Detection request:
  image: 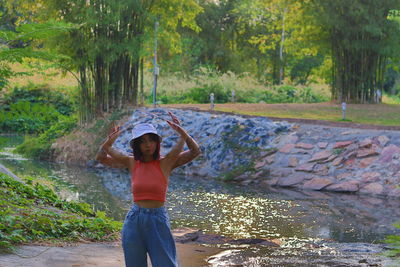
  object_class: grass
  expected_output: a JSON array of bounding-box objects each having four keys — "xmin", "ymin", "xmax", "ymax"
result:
[{"xmin": 162, "ymin": 102, "xmax": 400, "ymax": 126}]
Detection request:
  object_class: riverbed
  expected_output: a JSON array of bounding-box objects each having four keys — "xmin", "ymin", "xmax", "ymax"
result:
[{"xmin": 1, "ymin": 135, "xmax": 399, "ymax": 266}]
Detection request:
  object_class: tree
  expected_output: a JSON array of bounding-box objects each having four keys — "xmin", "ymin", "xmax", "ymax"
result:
[
  {"xmin": 301, "ymin": 0, "xmax": 400, "ymax": 103},
  {"xmin": 18, "ymin": 0, "xmax": 202, "ymax": 123}
]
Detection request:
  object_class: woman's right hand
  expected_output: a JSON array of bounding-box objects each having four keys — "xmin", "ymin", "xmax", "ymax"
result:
[{"xmin": 107, "ymin": 123, "xmax": 122, "ymax": 140}]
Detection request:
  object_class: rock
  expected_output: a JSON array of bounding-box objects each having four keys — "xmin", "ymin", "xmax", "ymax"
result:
[
  {"xmin": 332, "ymin": 156, "xmax": 344, "ymax": 166},
  {"xmin": 333, "ymin": 141, "xmax": 353, "ymax": 149},
  {"xmin": 270, "ymin": 169, "xmax": 293, "ymax": 178},
  {"xmin": 359, "ymin": 138, "xmax": 373, "ymax": 148},
  {"xmin": 317, "ymin": 142, "xmax": 328, "ymax": 149},
  {"xmin": 265, "ymin": 155, "xmax": 275, "ymax": 164},
  {"xmin": 295, "ymin": 142, "xmax": 314, "ymax": 150},
  {"xmin": 303, "ymin": 178, "xmax": 333, "ymax": 190},
  {"xmin": 288, "ymin": 157, "xmax": 298, "ymax": 167},
  {"xmin": 336, "ymin": 172, "xmax": 352, "ymax": 180},
  {"xmin": 255, "ymin": 160, "xmax": 266, "ymax": 169},
  {"xmin": 379, "ymin": 144, "xmax": 400, "ymax": 163},
  {"xmin": 263, "ymin": 178, "xmax": 279, "ymax": 186},
  {"xmin": 360, "ymin": 183, "xmax": 384, "ymax": 195},
  {"xmin": 230, "ymin": 238, "xmax": 280, "ymax": 247},
  {"xmin": 359, "ymin": 157, "xmax": 377, "ymax": 168},
  {"xmin": 325, "ymin": 181, "xmax": 360, "ymax": 192},
  {"xmin": 277, "ymin": 173, "xmax": 306, "ymax": 187},
  {"xmin": 388, "ymin": 187, "xmax": 400, "ymax": 198},
  {"xmin": 308, "ymin": 151, "xmax": 333, "ymax": 162},
  {"xmin": 172, "ymin": 227, "xmax": 201, "ymax": 243},
  {"xmin": 357, "ymin": 149, "xmax": 380, "ymax": 158},
  {"xmin": 377, "ymin": 135, "xmax": 390, "ymax": 147},
  {"xmin": 341, "ymin": 130, "xmax": 360, "ymax": 135},
  {"xmin": 314, "ymin": 164, "xmax": 329, "ymax": 175},
  {"xmin": 251, "ymin": 170, "xmax": 265, "ymax": 179},
  {"xmin": 241, "ymin": 179, "xmax": 253, "ymax": 186},
  {"xmin": 279, "ymin": 144, "xmax": 295, "ymax": 153},
  {"xmin": 295, "ymin": 163, "xmax": 315, "ymax": 172},
  {"xmin": 361, "ymin": 172, "xmax": 380, "ymax": 183},
  {"xmin": 344, "ymin": 158, "xmax": 356, "ymax": 167},
  {"xmin": 321, "ymin": 154, "xmax": 338, "ymax": 163}
]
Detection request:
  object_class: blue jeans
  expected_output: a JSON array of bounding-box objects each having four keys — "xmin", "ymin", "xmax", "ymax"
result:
[{"xmin": 122, "ymin": 204, "xmax": 178, "ymax": 267}]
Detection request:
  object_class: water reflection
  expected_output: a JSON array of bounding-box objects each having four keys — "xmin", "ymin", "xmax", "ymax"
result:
[{"xmin": 0, "ymin": 140, "xmax": 399, "ymax": 244}]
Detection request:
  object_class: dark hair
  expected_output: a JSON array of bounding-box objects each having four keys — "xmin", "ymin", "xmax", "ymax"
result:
[{"xmin": 130, "ymin": 133, "xmax": 161, "ymax": 162}]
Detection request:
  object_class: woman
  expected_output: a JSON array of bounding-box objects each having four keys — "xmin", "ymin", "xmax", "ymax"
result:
[{"xmin": 96, "ymin": 112, "xmax": 200, "ymax": 267}]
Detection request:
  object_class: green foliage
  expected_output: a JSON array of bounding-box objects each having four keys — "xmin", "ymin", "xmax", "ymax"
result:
[
  {"xmin": 384, "ymin": 223, "xmax": 400, "ymax": 258},
  {"xmin": 0, "ymin": 173, "xmax": 122, "ymax": 250},
  {"xmin": 3, "ymin": 83, "xmax": 76, "ymax": 115},
  {"xmin": 15, "ymin": 116, "xmax": 77, "ymax": 160},
  {"xmin": 0, "ymin": 21, "xmax": 75, "ymax": 91},
  {"xmin": 0, "ymin": 101, "xmax": 60, "ymax": 134},
  {"xmin": 0, "ymin": 83, "xmax": 77, "ymax": 134},
  {"xmin": 147, "ymin": 69, "xmax": 329, "ymax": 104}
]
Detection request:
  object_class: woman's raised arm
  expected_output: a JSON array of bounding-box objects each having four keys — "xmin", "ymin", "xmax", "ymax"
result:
[{"xmin": 98, "ymin": 126, "xmax": 132, "ymax": 169}]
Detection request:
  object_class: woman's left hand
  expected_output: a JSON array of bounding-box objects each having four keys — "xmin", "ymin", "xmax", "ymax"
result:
[
  {"xmin": 166, "ymin": 120, "xmax": 187, "ymax": 138},
  {"xmin": 168, "ymin": 111, "xmax": 181, "ymax": 125}
]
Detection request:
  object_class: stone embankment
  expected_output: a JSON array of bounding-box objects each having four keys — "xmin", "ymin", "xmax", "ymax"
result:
[
  {"xmin": 103, "ymin": 108, "xmax": 400, "ymax": 199},
  {"xmin": 249, "ymin": 124, "xmax": 400, "ymax": 199}
]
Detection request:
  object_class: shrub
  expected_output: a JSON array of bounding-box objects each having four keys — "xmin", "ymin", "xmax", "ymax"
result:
[
  {"xmin": 0, "ymin": 101, "xmax": 61, "ymax": 134},
  {"xmin": 3, "ymin": 83, "xmax": 76, "ymax": 116},
  {"xmin": 0, "ymin": 173, "xmax": 122, "ymax": 250},
  {"xmin": 143, "ymin": 68, "xmax": 330, "ymax": 104},
  {"xmin": 15, "ymin": 115, "xmax": 77, "ymax": 159}
]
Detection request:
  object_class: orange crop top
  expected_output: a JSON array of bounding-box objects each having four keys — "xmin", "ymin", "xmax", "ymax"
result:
[{"xmin": 131, "ymin": 160, "xmax": 168, "ymax": 202}]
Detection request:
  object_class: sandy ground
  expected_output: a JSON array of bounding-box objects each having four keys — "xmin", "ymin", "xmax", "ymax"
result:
[{"xmin": 0, "ymin": 241, "xmax": 222, "ymax": 267}]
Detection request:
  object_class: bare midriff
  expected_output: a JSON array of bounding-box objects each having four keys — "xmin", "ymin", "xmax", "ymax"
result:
[{"xmin": 135, "ymin": 200, "xmax": 164, "ymax": 208}]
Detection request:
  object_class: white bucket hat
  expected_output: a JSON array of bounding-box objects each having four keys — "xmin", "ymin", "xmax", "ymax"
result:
[{"xmin": 129, "ymin": 123, "xmax": 162, "ymax": 145}]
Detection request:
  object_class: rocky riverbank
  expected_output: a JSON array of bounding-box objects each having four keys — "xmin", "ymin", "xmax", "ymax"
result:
[{"xmin": 95, "ymin": 107, "xmax": 400, "ymax": 199}]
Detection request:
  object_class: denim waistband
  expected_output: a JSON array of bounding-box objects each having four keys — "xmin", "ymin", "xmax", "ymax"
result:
[{"xmin": 130, "ymin": 203, "xmax": 166, "ymax": 214}]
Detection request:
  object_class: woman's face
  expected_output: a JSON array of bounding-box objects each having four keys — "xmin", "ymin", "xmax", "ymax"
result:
[{"xmin": 139, "ymin": 134, "xmax": 157, "ymax": 156}]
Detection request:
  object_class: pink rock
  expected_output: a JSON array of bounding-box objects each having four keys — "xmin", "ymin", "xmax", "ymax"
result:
[
  {"xmin": 377, "ymin": 135, "xmax": 390, "ymax": 147},
  {"xmin": 295, "ymin": 143, "xmax": 314, "ymax": 150},
  {"xmin": 295, "ymin": 163, "xmax": 315, "ymax": 172},
  {"xmin": 255, "ymin": 160, "xmax": 266, "ymax": 169},
  {"xmin": 333, "ymin": 141, "xmax": 353, "ymax": 149},
  {"xmin": 308, "ymin": 151, "xmax": 333, "ymax": 162},
  {"xmin": 379, "ymin": 144, "xmax": 400, "ymax": 163},
  {"xmin": 360, "ymin": 183, "xmax": 384, "ymax": 195},
  {"xmin": 359, "ymin": 157, "xmax": 377, "ymax": 168},
  {"xmin": 173, "ymin": 227, "xmax": 201, "ymax": 243},
  {"xmin": 359, "ymin": 138, "xmax": 373, "ymax": 148},
  {"xmin": 277, "ymin": 173, "xmax": 305, "ymax": 187},
  {"xmin": 344, "ymin": 158, "xmax": 356, "ymax": 166},
  {"xmin": 361, "ymin": 172, "xmax": 380, "ymax": 183},
  {"xmin": 321, "ymin": 154, "xmax": 338, "ymax": 163},
  {"xmin": 279, "ymin": 144, "xmax": 295, "ymax": 154},
  {"xmin": 332, "ymin": 157, "xmax": 344, "ymax": 166},
  {"xmin": 265, "ymin": 155, "xmax": 275, "ymax": 164},
  {"xmin": 303, "ymin": 178, "xmax": 333, "ymax": 190},
  {"xmin": 317, "ymin": 142, "xmax": 328, "ymax": 149},
  {"xmin": 325, "ymin": 181, "xmax": 360, "ymax": 192},
  {"xmin": 288, "ymin": 157, "xmax": 298, "ymax": 167},
  {"xmin": 357, "ymin": 149, "xmax": 379, "ymax": 158},
  {"xmin": 264, "ymin": 178, "xmax": 279, "ymax": 186},
  {"xmin": 252, "ymin": 171, "xmax": 265, "ymax": 179},
  {"xmin": 314, "ymin": 165, "xmax": 329, "ymax": 175}
]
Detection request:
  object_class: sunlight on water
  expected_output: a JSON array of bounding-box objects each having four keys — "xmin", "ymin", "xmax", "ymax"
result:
[{"xmin": 168, "ymin": 189, "xmax": 303, "ymax": 239}]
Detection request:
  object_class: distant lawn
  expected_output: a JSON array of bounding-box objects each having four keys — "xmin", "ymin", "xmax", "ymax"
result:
[{"xmin": 163, "ymin": 103, "xmax": 400, "ymax": 127}]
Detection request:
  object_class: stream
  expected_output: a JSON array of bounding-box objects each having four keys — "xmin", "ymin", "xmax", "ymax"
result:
[{"xmin": 1, "ymin": 135, "xmax": 399, "ymax": 266}]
